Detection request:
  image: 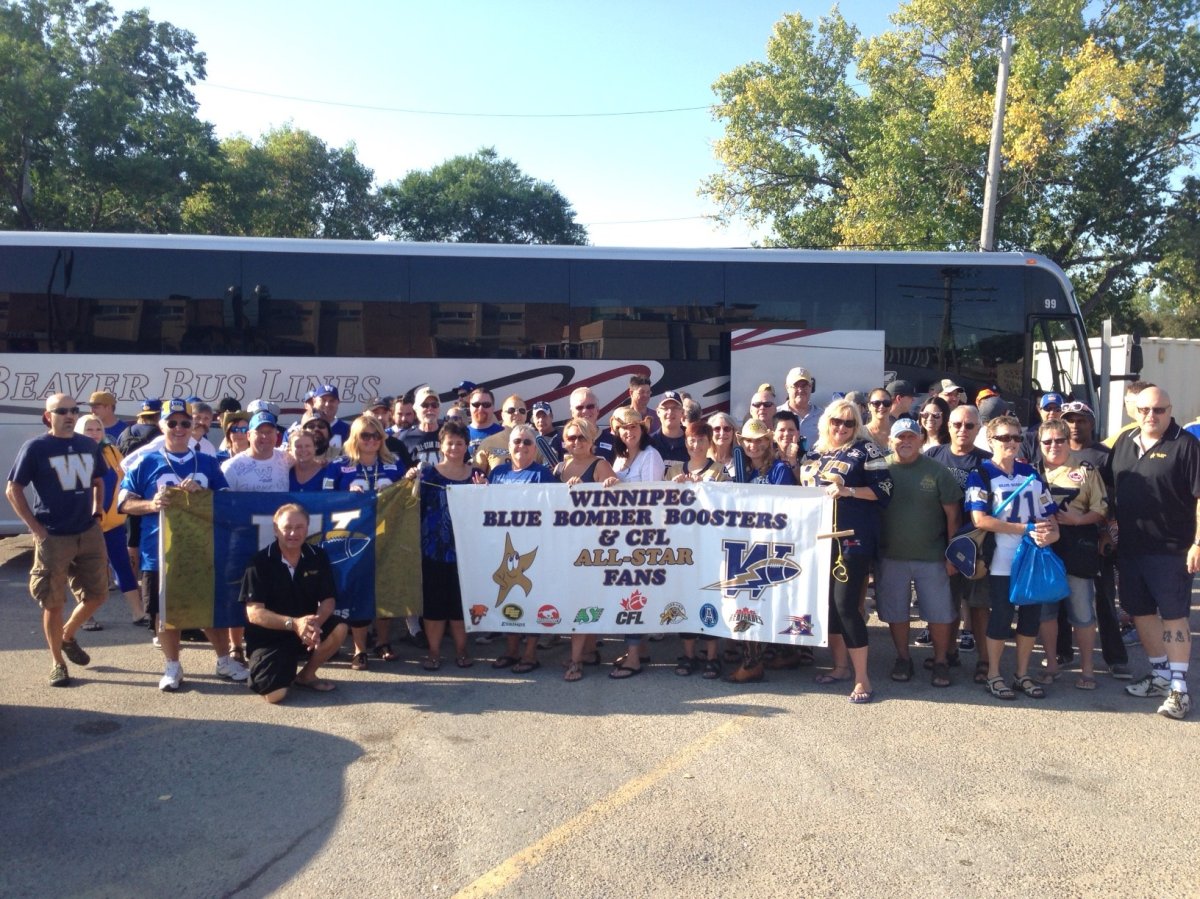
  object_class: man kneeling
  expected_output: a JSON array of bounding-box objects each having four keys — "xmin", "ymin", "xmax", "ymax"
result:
[{"xmin": 240, "ymin": 503, "xmax": 348, "ymax": 702}]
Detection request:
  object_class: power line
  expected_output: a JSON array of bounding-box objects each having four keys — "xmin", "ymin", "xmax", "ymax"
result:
[
  {"xmin": 200, "ymin": 82, "xmax": 713, "ymax": 119},
  {"xmin": 583, "ymin": 215, "xmax": 709, "ymax": 225}
]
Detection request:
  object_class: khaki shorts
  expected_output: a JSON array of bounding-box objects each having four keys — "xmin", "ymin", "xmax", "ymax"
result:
[{"xmin": 29, "ymin": 524, "xmax": 108, "ymax": 610}]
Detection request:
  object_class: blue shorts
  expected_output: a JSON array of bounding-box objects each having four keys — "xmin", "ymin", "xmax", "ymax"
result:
[{"xmin": 1117, "ymin": 553, "xmax": 1195, "ymax": 620}]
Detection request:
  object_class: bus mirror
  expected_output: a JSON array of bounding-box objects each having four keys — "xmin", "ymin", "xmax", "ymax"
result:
[{"xmin": 1130, "ymin": 338, "xmax": 1143, "ymax": 376}]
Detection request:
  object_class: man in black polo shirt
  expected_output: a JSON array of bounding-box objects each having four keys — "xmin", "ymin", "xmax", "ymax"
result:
[
  {"xmin": 239, "ymin": 503, "xmax": 348, "ymax": 702},
  {"xmin": 1104, "ymin": 386, "xmax": 1200, "ymax": 720}
]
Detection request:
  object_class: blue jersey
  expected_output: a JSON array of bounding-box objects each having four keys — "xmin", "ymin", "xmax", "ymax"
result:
[
  {"xmin": 488, "ymin": 461, "xmax": 556, "ymax": 484},
  {"xmin": 799, "ymin": 439, "xmax": 892, "ymax": 556},
  {"xmin": 119, "ymin": 448, "xmax": 229, "ymax": 571},
  {"xmin": 964, "ymin": 460, "xmax": 1057, "ymax": 577},
  {"xmin": 7, "ymin": 434, "xmax": 108, "ymax": 535},
  {"xmin": 320, "ymin": 457, "xmax": 405, "ymax": 492}
]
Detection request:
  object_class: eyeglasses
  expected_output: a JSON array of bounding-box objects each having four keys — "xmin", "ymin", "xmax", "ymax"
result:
[
  {"xmin": 564, "ymin": 433, "xmax": 588, "ymax": 442},
  {"xmin": 919, "ymin": 412, "xmax": 942, "ymax": 420},
  {"xmin": 359, "ymin": 432, "xmax": 382, "ymax": 441},
  {"xmin": 1040, "ymin": 438, "xmax": 1067, "ymax": 446},
  {"xmin": 1136, "ymin": 406, "xmax": 1168, "ymax": 416},
  {"xmin": 230, "ymin": 426, "xmax": 249, "ymax": 434},
  {"xmin": 949, "ymin": 422, "xmax": 977, "ymax": 430},
  {"xmin": 420, "ymin": 401, "xmax": 440, "ymax": 409},
  {"xmin": 573, "ymin": 403, "xmax": 597, "ymax": 412},
  {"xmin": 869, "ymin": 400, "xmax": 893, "ymax": 408},
  {"xmin": 829, "ymin": 417, "xmax": 857, "ymax": 429},
  {"xmin": 712, "ymin": 426, "xmax": 732, "ymax": 433},
  {"xmin": 50, "ymin": 407, "xmax": 81, "ymax": 415},
  {"xmin": 471, "ymin": 401, "xmax": 493, "ymax": 409},
  {"xmin": 511, "ymin": 438, "xmax": 534, "ymax": 447},
  {"xmin": 751, "ymin": 401, "xmax": 775, "ymax": 408},
  {"xmin": 504, "ymin": 407, "xmax": 527, "ymax": 415},
  {"xmin": 303, "ymin": 421, "xmax": 330, "ymax": 431},
  {"xmin": 165, "ymin": 419, "xmax": 192, "ymax": 430},
  {"xmin": 991, "ymin": 434, "xmax": 1021, "ymax": 444}
]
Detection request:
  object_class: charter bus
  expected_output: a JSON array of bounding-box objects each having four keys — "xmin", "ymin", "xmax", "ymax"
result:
[{"xmin": 0, "ymin": 232, "xmax": 1097, "ymax": 532}]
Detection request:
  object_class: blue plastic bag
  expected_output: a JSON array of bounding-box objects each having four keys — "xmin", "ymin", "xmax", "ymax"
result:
[{"xmin": 1009, "ymin": 534, "xmax": 1069, "ymax": 605}]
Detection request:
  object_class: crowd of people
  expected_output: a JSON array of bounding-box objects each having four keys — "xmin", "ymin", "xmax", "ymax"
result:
[{"xmin": 6, "ymin": 370, "xmax": 1199, "ymax": 719}]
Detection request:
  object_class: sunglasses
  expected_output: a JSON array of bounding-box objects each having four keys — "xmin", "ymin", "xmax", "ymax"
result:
[
  {"xmin": 230, "ymin": 426, "xmax": 249, "ymax": 434},
  {"xmin": 564, "ymin": 433, "xmax": 588, "ymax": 442},
  {"xmin": 1136, "ymin": 406, "xmax": 1168, "ymax": 415},
  {"xmin": 504, "ymin": 407, "xmax": 527, "ymax": 415},
  {"xmin": 420, "ymin": 401, "xmax": 440, "ymax": 409},
  {"xmin": 510, "ymin": 438, "xmax": 534, "ymax": 447},
  {"xmin": 1062, "ymin": 401, "xmax": 1089, "ymax": 414},
  {"xmin": 791, "ymin": 381, "xmax": 811, "ymax": 389},
  {"xmin": 573, "ymin": 403, "xmax": 597, "ymax": 412},
  {"xmin": 869, "ymin": 400, "xmax": 893, "ymax": 408},
  {"xmin": 1041, "ymin": 405, "xmax": 1061, "ymax": 413},
  {"xmin": 751, "ymin": 401, "xmax": 776, "ymax": 408},
  {"xmin": 303, "ymin": 421, "xmax": 330, "ymax": 430},
  {"xmin": 712, "ymin": 426, "xmax": 732, "ymax": 432},
  {"xmin": 50, "ymin": 407, "xmax": 81, "ymax": 415},
  {"xmin": 919, "ymin": 411, "xmax": 942, "ymax": 419},
  {"xmin": 1040, "ymin": 438, "xmax": 1067, "ymax": 446},
  {"xmin": 359, "ymin": 432, "xmax": 382, "ymax": 441},
  {"xmin": 992, "ymin": 434, "xmax": 1021, "ymax": 444},
  {"xmin": 165, "ymin": 419, "xmax": 193, "ymax": 430},
  {"xmin": 949, "ymin": 422, "xmax": 977, "ymax": 430},
  {"xmin": 829, "ymin": 417, "xmax": 857, "ymax": 429},
  {"xmin": 471, "ymin": 401, "xmax": 493, "ymax": 409}
]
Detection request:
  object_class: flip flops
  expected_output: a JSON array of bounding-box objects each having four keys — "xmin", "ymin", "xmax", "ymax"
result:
[
  {"xmin": 511, "ymin": 660, "xmax": 541, "ymax": 674},
  {"xmin": 609, "ymin": 664, "xmax": 643, "ymax": 680}
]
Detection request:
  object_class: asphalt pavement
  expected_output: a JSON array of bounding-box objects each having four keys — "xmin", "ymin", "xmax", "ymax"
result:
[{"xmin": 1, "ymin": 536, "xmax": 1196, "ymax": 899}]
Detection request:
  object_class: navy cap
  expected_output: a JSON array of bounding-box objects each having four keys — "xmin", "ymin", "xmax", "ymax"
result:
[
  {"xmin": 140, "ymin": 397, "xmax": 163, "ymax": 414},
  {"xmin": 160, "ymin": 398, "xmax": 189, "ymax": 421},
  {"xmin": 310, "ymin": 383, "xmax": 338, "ymax": 400},
  {"xmin": 886, "ymin": 379, "xmax": 915, "ymax": 398},
  {"xmin": 657, "ymin": 390, "xmax": 683, "ymax": 408},
  {"xmin": 531, "ymin": 401, "xmax": 553, "ymax": 415},
  {"xmin": 1039, "ymin": 392, "xmax": 1065, "ymax": 409},
  {"xmin": 456, "ymin": 380, "xmax": 477, "ymax": 394}
]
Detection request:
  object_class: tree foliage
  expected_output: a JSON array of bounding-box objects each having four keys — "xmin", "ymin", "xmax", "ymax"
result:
[
  {"xmin": 0, "ymin": 0, "xmax": 216, "ymax": 231},
  {"xmin": 378, "ymin": 147, "xmax": 588, "ymax": 245},
  {"xmin": 704, "ymin": 0, "xmax": 1200, "ymax": 333},
  {"xmin": 181, "ymin": 125, "xmax": 378, "ymax": 239}
]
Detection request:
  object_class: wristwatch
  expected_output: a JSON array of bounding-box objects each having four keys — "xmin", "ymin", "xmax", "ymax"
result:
[{"xmin": 283, "ymin": 617, "xmax": 293, "ymax": 632}]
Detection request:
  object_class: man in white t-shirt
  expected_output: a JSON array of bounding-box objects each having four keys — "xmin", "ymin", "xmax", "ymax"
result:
[{"xmin": 221, "ymin": 412, "xmax": 291, "ymax": 492}]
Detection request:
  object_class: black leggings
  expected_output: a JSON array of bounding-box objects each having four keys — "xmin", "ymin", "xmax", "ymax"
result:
[{"xmin": 828, "ymin": 553, "xmax": 871, "ymax": 648}]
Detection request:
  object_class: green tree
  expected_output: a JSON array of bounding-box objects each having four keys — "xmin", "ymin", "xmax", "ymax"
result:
[
  {"xmin": 0, "ymin": 0, "xmax": 217, "ymax": 231},
  {"xmin": 182, "ymin": 124, "xmax": 378, "ymax": 239},
  {"xmin": 378, "ymin": 147, "xmax": 587, "ymax": 244},
  {"xmin": 703, "ymin": 1, "xmax": 1200, "ymax": 332}
]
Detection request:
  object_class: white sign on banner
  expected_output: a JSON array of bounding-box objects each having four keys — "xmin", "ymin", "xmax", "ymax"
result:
[{"xmin": 447, "ymin": 482, "xmax": 832, "ymax": 646}]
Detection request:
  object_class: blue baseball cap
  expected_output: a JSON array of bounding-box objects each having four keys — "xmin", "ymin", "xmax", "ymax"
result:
[
  {"xmin": 1039, "ymin": 392, "xmax": 1065, "ymax": 410},
  {"xmin": 249, "ymin": 411, "xmax": 278, "ymax": 431},
  {"xmin": 530, "ymin": 401, "xmax": 553, "ymax": 415},
  {"xmin": 890, "ymin": 418, "xmax": 923, "ymax": 439},
  {"xmin": 160, "ymin": 398, "xmax": 189, "ymax": 421}
]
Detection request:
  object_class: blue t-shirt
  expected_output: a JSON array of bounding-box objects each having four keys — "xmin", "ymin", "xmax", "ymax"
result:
[
  {"xmin": 289, "ymin": 466, "xmax": 326, "ymax": 492},
  {"xmin": 736, "ymin": 459, "xmax": 797, "ymax": 487},
  {"xmin": 320, "ymin": 457, "xmax": 405, "ymax": 492},
  {"xmin": 104, "ymin": 420, "xmax": 129, "ymax": 441},
  {"xmin": 925, "ymin": 444, "xmax": 992, "ymax": 491},
  {"xmin": 467, "ymin": 422, "xmax": 505, "ymax": 456},
  {"xmin": 7, "ymin": 434, "xmax": 109, "ymax": 535},
  {"xmin": 119, "ymin": 448, "xmax": 229, "ymax": 570},
  {"xmin": 488, "ymin": 461, "xmax": 556, "ymax": 484},
  {"xmin": 649, "ymin": 430, "xmax": 688, "ymax": 463}
]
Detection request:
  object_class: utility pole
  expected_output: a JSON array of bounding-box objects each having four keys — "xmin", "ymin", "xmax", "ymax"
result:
[{"xmin": 979, "ymin": 35, "xmax": 1014, "ymax": 252}]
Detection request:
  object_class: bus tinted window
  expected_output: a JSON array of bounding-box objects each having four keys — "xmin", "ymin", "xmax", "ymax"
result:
[
  {"xmin": 413, "ymin": 256, "xmax": 569, "ymax": 303},
  {"xmin": 723, "ymin": 262, "xmax": 873, "ymax": 328}
]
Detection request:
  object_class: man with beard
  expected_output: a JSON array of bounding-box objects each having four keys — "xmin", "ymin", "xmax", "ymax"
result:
[{"xmin": 402, "ymin": 386, "xmax": 444, "ymax": 467}]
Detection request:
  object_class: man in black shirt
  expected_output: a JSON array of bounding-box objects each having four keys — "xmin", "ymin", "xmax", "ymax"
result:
[
  {"xmin": 239, "ymin": 503, "xmax": 348, "ymax": 702},
  {"xmin": 1104, "ymin": 386, "xmax": 1200, "ymax": 720}
]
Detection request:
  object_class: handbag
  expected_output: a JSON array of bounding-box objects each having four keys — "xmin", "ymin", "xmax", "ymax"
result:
[
  {"xmin": 1052, "ymin": 523, "xmax": 1101, "ymax": 579},
  {"xmin": 1009, "ymin": 534, "xmax": 1069, "ymax": 605},
  {"xmin": 945, "ymin": 470, "xmax": 1034, "ymax": 580}
]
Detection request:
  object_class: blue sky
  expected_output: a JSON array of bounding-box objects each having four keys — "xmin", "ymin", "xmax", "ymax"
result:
[{"xmin": 110, "ymin": 1, "xmax": 895, "ymax": 247}]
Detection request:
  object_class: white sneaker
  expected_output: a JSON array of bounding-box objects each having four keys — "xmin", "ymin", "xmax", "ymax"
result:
[
  {"xmin": 1125, "ymin": 673, "xmax": 1171, "ymax": 698},
  {"xmin": 1157, "ymin": 690, "xmax": 1191, "ymax": 720},
  {"xmin": 159, "ymin": 661, "xmax": 183, "ymax": 692},
  {"xmin": 215, "ymin": 655, "xmax": 250, "ymax": 682}
]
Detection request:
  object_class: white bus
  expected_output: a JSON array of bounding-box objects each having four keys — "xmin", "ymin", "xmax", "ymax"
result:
[{"xmin": 0, "ymin": 232, "xmax": 1097, "ymax": 531}]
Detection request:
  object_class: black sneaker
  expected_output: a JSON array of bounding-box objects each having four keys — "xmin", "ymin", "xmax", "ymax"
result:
[
  {"xmin": 49, "ymin": 663, "xmax": 70, "ymax": 687},
  {"xmin": 61, "ymin": 638, "xmax": 90, "ymax": 666}
]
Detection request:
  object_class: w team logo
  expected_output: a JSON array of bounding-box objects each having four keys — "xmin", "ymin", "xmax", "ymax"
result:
[{"xmin": 705, "ymin": 540, "xmax": 801, "ymax": 600}]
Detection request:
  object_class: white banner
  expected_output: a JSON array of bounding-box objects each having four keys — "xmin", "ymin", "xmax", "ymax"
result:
[{"xmin": 447, "ymin": 482, "xmax": 832, "ymax": 646}]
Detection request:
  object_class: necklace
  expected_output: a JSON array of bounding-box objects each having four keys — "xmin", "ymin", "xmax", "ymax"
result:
[
  {"xmin": 356, "ymin": 458, "xmax": 381, "ymax": 491},
  {"xmin": 161, "ymin": 446, "xmax": 199, "ymax": 482}
]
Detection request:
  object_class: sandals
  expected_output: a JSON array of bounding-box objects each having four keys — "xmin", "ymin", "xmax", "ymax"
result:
[
  {"xmin": 1075, "ymin": 675, "xmax": 1098, "ymax": 690},
  {"xmin": 1012, "ymin": 675, "xmax": 1046, "ymax": 699},
  {"xmin": 376, "ymin": 643, "xmax": 398, "ymax": 662},
  {"xmin": 815, "ymin": 670, "xmax": 851, "ymax": 685},
  {"xmin": 701, "ymin": 659, "xmax": 722, "ymax": 680},
  {"xmin": 986, "ymin": 675, "xmax": 1016, "ymax": 700},
  {"xmin": 674, "ymin": 656, "xmax": 698, "ymax": 677},
  {"xmin": 848, "ymin": 687, "xmax": 874, "ymax": 704},
  {"xmin": 890, "ymin": 657, "xmax": 914, "ymax": 682},
  {"xmin": 421, "ymin": 656, "xmax": 441, "ymax": 671},
  {"xmin": 564, "ymin": 661, "xmax": 583, "ymax": 682},
  {"xmin": 491, "ymin": 655, "xmax": 518, "ymax": 670},
  {"xmin": 931, "ymin": 661, "xmax": 951, "ymax": 688},
  {"xmin": 609, "ymin": 663, "xmax": 642, "ymax": 680},
  {"xmin": 511, "ymin": 660, "xmax": 541, "ymax": 674},
  {"xmin": 350, "ymin": 651, "xmax": 369, "ymax": 671},
  {"xmin": 455, "ymin": 656, "xmax": 473, "ymax": 669},
  {"xmin": 973, "ymin": 661, "xmax": 990, "ymax": 685}
]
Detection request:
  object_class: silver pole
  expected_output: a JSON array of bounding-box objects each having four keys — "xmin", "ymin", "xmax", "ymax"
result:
[{"xmin": 979, "ymin": 35, "xmax": 1014, "ymax": 252}]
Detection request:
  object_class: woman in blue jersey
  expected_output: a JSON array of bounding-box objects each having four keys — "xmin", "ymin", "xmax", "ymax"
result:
[
  {"xmin": 723, "ymin": 418, "xmax": 798, "ymax": 683},
  {"xmin": 488, "ymin": 424, "xmax": 557, "ymax": 674},
  {"xmin": 323, "ymin": 415, "xmax": 407, "ymax": 670},
  {"xmin": 407, "ymin": 420, "xmax": 486, "ymax": 671},
  {"xmin": 799, "ymin": 399, "xmax": 892, "ymax": 703},
  {"xmin": 965, "ymin": 414, "xmax": 1060, "ymax": 701},
  {"xmin": 287, "ymin": 430, "xmax": 325, "ymax": 492}
]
